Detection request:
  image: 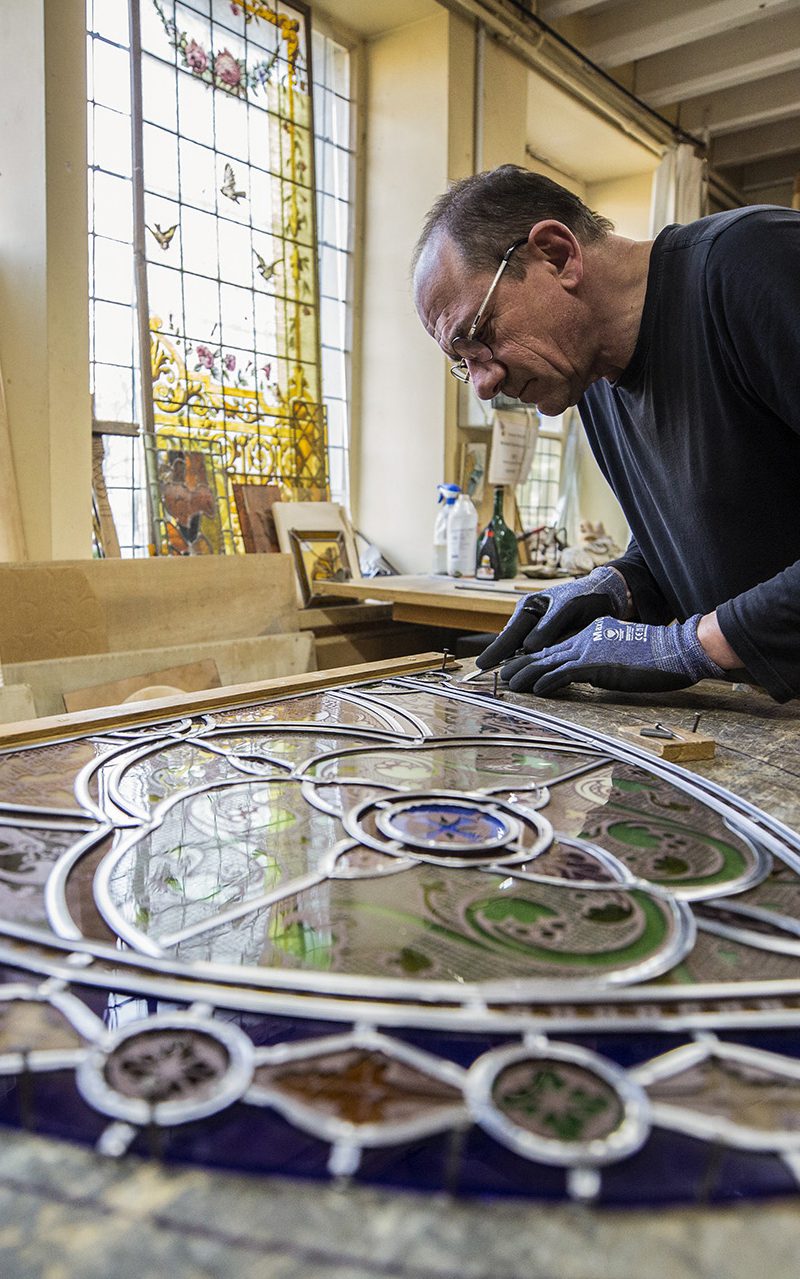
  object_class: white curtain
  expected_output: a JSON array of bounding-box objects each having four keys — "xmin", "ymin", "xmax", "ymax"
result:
[
  {"xmin": 555, "ymin": 408, "xmax": 582, "ymax": 547},
  {"xmin": 649, "ymin": 142, "xmax": 706, "ymax": 235}
]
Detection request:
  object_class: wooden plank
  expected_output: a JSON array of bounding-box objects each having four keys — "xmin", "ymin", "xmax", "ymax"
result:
[
  {"xmin": 313, "ymin": 623, "xmax": 443, "ymax": 671},
  {"xmin": 87, "ymin": 554, "xmax": 299, "ymax": 649},
  {"xmin": 91, "ymin": 436, "xmax": 121, "ymax": 558},
  {"xmin": 0, "ymin": 652, "xmax": 452, "ymax": 749},
  {"xmin": 63, "ymin": 658, "xmax": 221, "ymax": 713},
  {"xmin": 0, "ymin": 555, "xmax": 300, "ymax": 664},
  {"xmin": 393, "ymin": 602, "xmax": 512, "ymax": 631},
  {"xmin": 0, "ymin": 685, "xmax": 36, "ymax": 725},
  {"xmin": 298, "ymin": 602, "xmax": 393, "ymax": 629},
  {"xmin": 617, "ymin": 722, "xmax": 716, "ymax": 762},
  {"xmin": 314, "ymin": 574, "xmax": 558, "ymax": 606},
  {"xmin": 0, "ymin": 566, "xmax": 109, "ymax": 663},
  {"xmin": 311, "ymin": 574, "xmax": 565, "ymax": 633}
]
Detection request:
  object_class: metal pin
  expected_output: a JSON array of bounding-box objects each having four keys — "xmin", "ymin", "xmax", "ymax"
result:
[
  {"xmin": 441, "ymin": 649, "xmax": 450, "ymax": 671},
  {"xmin": 640, "ymin": 723, "xmax": 676, "ymax": 740},
  {"xmin": 691, "ymin": 713, "xmax": 702, "ymax": 733},
  {"xmin": 493, "ymin": 670, "xmax": 499, "ymax": 698}
]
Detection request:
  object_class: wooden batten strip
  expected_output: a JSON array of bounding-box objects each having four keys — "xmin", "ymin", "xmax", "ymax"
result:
[{"xmin": 0, "ymin": 652, "xmax": 451, "ymax": 750}]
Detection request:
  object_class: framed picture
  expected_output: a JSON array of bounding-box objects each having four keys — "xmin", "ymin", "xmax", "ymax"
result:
[
  {"xmin": 232, "ymin": 483, "xmax": 281, "ymax": 553},
  {"xmin": 288, "ymin": 528, "xmax": 353, "ymax": 606},
  {"xmin": 272, "ymin": 500, "xmax": 361, "ymax": 604}
]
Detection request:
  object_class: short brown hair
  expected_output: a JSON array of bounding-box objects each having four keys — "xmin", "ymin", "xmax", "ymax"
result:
[{"xmin": 412, "ymin": 165, "xmax": 613, "ymax": 279}]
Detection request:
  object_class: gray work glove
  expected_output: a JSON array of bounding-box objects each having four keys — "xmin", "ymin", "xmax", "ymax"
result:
[
  {"xmin": 476, "ymin": 565, "xmax": 631, "ymax": 670},
  {"xmin": 499, "ymin": 614, "xmax": 725, "ymax": 696}
]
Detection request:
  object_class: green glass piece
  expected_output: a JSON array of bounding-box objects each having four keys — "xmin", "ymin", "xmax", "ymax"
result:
[{"xmin": 491, "ymin": 1059, "xmax": 623, "ymax": 1143}]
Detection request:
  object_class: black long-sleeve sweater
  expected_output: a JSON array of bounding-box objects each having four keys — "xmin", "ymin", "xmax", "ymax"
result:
[{"xmin": 579, "ymin": 205, "xmax": 800, "ymax": 702}]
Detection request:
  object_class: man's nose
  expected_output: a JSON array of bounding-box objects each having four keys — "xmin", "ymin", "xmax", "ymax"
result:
[{"xmin": 467, "ymin": 356, "xmax": 504, "ymax": 400}]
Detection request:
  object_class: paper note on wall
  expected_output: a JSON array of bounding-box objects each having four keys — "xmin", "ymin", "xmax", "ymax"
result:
[{"xmin": 487, "ymin": 410, "xmax": 540, "ymax": 487}]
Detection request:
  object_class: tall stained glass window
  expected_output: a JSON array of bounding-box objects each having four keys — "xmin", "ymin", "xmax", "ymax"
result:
[
  {"xmin": 88, "ymin": 0, "xmax": 342, "ymax": 556},
  {"xmin": 311, "ymin": 26, "xmax": 353, "ymax": 511}
]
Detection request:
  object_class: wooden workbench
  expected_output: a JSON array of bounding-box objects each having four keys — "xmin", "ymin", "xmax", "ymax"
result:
[{"xmin": 314, "ymin": 572, "xmax": 564, "ymax": 632}]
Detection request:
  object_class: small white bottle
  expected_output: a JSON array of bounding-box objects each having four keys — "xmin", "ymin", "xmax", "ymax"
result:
[
  {"xmin": 447, "ymin": 492, "xmax": 479, "ymax": 577},
  {"xmin": 432, "ymin": 483, "xmax": 460, "ymax": 574}
]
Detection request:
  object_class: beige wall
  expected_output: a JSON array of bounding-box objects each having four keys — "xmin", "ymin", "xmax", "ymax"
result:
[
  {"xmin": 355, "ymin": 11, "xmax": 472, "ymax": 572},
  {"xmin": 355, "ymin": 18, "xmax": 537, "ymax": 572},
  {"xmin": 587, "ymin": 171, "xmax": 655, "ymax": 240},
  {"xmin": 481, "ymin": 34, "xmax": 528, "ymax": 170},
  {"xmin": 575, "ymin": 433, "xmax": 630, "ymax": 554},
  {"xmin": 0, "ymin": 0, "xmax": 91, "ymax": 561}
]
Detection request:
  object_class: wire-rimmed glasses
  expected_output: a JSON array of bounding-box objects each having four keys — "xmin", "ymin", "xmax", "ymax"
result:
[{"xmin": 449, "ymin": 237, "xmax": 528, "ymax": 382}]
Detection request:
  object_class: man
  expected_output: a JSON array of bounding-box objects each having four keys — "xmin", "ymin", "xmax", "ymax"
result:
[{"xmin": 412, "ymin": 165, "xmax": 800, "ymax": 702}]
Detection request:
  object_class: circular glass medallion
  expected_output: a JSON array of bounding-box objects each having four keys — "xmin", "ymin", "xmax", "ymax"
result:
[
  {"xmin": 76, "ymin": 1014, "xmax": 254, "ymax": 1127},
  {"xmin": 346, "ymin": 790, "xmax": 552, "ymax": 869},
  {"xmin": 466, "ymin": 1041, "xmax": 650, "ymax": 1166},
  {"xmin": 375, "ymin": 798, "xmax": 517, "ymax": 855}
]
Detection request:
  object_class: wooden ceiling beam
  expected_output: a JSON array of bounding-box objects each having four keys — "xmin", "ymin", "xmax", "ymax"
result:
[
  {"xmin": 678, "ymin": 68, "xmax": 800, "ymax": 137},
  {"xmin": 633, "ymin": 9, "xmax": 800, "ymax": 105},
  {"xmin": 732, "ymin": 147, "xmax": 800, "ymax": 189},
  {"xmin": 711, "ymin": 115, "xmax": 800, "ymax": 167},
  {"xmin": 538, "ymin": 0, "xmax": 617, "ymax": 21},
  {"xmin": 582, "ymin": 0, "xmax": 795, "ymax": 71}
]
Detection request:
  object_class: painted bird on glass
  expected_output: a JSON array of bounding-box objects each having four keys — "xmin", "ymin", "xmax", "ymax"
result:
[
  {"xmin": 220, "ymin": 162, "xmax": 246, "ymax": 203},
  {"xmin": 146, "ymin": 222, "xmax": 178, "ymax": 250},
  {"xmin": 254, "ymin": 250, "xmax": 281, "ymax": 282}
]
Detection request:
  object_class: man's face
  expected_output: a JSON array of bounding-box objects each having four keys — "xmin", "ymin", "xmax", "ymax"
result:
[{"xmin": 414, "ymin": 230, "xmax": 598, "ymax": 416}]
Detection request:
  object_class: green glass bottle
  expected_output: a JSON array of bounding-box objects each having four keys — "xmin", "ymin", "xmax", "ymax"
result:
[{"xmin": 477, "ymin": 486, "xmax": 518, "ymax": 579}]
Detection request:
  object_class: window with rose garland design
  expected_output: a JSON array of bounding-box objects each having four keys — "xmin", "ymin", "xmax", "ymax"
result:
[{"xmin": 88, "ymin": 0, "xmax": 352, "ymax": 556}]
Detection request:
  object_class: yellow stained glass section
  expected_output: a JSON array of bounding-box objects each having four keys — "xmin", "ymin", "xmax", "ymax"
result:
[{"xmin": 144, "ymin": 0, "xmax": 328, "ymax": 555}]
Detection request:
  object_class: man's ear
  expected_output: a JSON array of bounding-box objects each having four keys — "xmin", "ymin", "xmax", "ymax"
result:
[{"xmin": 527, "ymin": 220, "xmax": 583, "ymax": 289}]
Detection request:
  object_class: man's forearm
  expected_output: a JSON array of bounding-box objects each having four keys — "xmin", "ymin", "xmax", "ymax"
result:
[{"xmin": 697, "ymin": 611, "xmax": 742, "ymax": 669}]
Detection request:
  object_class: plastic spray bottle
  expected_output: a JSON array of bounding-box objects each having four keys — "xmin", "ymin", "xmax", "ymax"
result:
[
  {"xmin": 447, "ymin": 491, "xmax": 479, "ymax": 577},
  {"xmin": 432, "ymin": 483, "xmax": 460, "ymax": 574}
]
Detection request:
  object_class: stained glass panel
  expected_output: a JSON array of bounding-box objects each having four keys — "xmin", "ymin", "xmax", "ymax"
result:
[
  {"xmin": 87, "ymin": 1, "xmax": 346, "ymax": 556},
  {"xmin": 143, "ymin": 0, "xmax": 327, "ymax": 554},
  {"xmin": 3, "ymin": 673, "xmax": 800, "ymax": 1203}
]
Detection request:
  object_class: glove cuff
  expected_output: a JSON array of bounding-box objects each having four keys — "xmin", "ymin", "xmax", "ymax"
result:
[
  {"xmin": 653, "ymin": 614, "xmax": 726, "ymax": 683},
  {"xmin": 587, "ymin": 566, "xmax": 630, "ymax": 619}
]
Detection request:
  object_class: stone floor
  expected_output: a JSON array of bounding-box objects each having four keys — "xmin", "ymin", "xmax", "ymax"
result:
[{"xmin": 2, "ymin": 1127, "xmax": 800, "ymax": 1279}]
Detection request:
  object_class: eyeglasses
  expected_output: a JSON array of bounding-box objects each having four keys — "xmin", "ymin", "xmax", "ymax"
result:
[{"xmin": 449, "ymin": 237, "xmax": 528, "ymax": 383}]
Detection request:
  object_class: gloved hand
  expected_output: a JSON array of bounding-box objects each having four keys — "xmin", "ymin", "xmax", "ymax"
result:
[
  {"xmin": 476, "ymin": 566, "xmax": 631, "ymax": 670},
  {"xmin": 499, "ymin": 614, "xmax": 725, "ymax": 696}
]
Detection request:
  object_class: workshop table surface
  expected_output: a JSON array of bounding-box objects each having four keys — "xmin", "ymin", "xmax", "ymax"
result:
[{"xmin": 313, "ymin": 572, "xmax": 565, "ymax": 632}]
